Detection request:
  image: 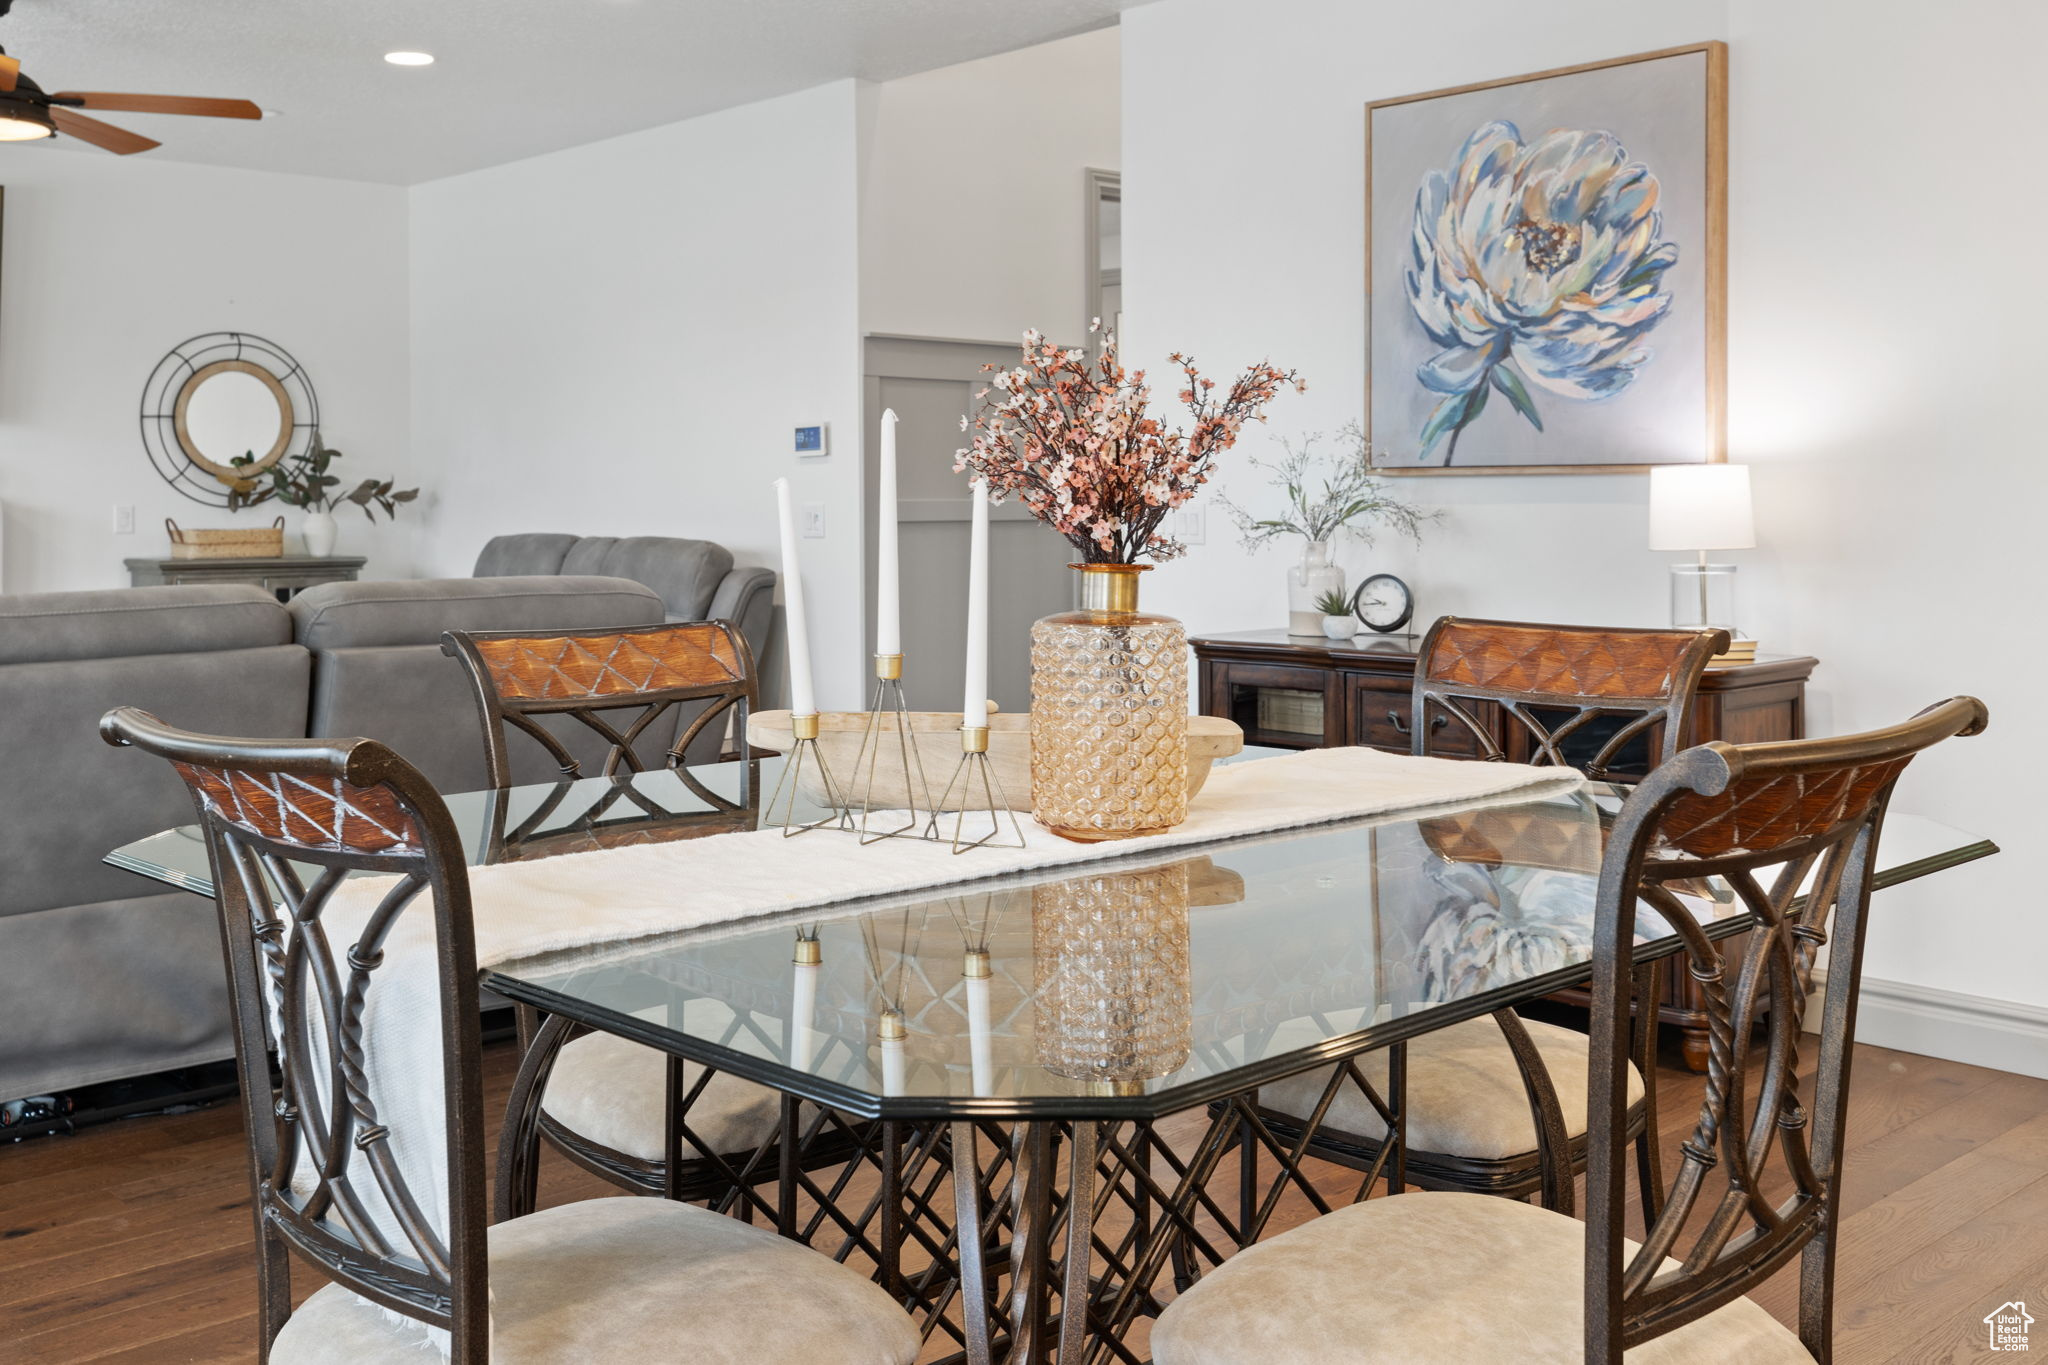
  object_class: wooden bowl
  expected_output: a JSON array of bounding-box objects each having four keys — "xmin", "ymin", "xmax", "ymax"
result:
[{"xmin": 745, "ymin": 706, "xmax": 1244, "ymax": 813}]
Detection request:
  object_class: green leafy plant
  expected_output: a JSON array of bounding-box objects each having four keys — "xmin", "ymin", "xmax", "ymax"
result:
[
  {"xmin": 228, "ymin": 433, "xmax": 419, "ymax": 522},
  {"xmin": 1313, "ymin": 588, "xmax": 1353, "ymax": 616},
  {"xmin": 1215, "ymin": 423, "xmax": 1438, "ymax": 549}
]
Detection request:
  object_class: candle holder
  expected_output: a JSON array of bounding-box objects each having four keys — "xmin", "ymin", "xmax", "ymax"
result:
[
  {"xmin": 852, "ymin": 653, "xmax": 936, "ymax": 844},
  {"xmin": 764, "ymin": 713, "xmax": 854, "ymax": 837},
  {"xmin": 929, "ymin": 726, "xmax": 1028, "ymax": 854}
]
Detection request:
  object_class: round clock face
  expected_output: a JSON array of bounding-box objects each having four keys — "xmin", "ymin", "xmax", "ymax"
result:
[{"xmin": 1351, "ymin": 574, "xmax": 1414, "ymax": 633}]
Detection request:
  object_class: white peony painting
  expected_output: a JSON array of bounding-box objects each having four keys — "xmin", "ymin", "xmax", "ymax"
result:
[{"xmin": 1368, "ymin": 44, "xmax": 1725, "ymax": 473}]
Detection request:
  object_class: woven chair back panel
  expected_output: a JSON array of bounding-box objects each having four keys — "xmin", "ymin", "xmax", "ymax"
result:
[
  {"xmin": 171, "ymin": 760, "xmax": 423, "ymax": 854},
  {"xmin": 1656, "ymin": 756, "xmax": 1910, "ymax": 860},
  {"xmin": 1427, "ymin": 622, "xmax": 1701, "ymax": 699},
  {"xmin": 474, "ymin": 625, "xmax": 743, "ymax": 701}
]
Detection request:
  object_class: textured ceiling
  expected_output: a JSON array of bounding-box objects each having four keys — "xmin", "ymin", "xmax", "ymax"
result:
[{"xmin": 0, "ymin": 0, "xmax": 1136, "ymax": 185}]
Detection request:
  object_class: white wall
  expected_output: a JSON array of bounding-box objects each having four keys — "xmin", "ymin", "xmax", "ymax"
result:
[
  {"xmin": 1122, "ymin": 0, "xmax": 2048, "ymax": 1037},
  {"xmin": 408, "ymin": 81, "xmax": 868, "ymax": 709},
  {"xmin": 860, "ymin": 28, "xmax": 1120, "ymax": 346},
  {"xmin": 0, "ymin": 155, "xmax": 412, "ymax": 592}
]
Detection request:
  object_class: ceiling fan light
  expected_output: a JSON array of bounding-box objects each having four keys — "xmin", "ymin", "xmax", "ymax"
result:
[
  {"xmin": 383, "ymin": 51, "xmax": 434, "ymax": 67},
  {"xmin": 0, "ymin": 108, "xmax": 53, "ymax": 140}
]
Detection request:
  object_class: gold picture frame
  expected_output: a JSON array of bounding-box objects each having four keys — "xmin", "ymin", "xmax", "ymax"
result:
[{"xmin": 1366, "ymin": 42, "xmax": 1727, "ymax": 476}]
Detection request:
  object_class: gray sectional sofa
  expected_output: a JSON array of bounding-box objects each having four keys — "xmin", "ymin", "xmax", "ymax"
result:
[{"xmin": 0, "ymin": 534, "xmax": 772, "ymax": 1103}]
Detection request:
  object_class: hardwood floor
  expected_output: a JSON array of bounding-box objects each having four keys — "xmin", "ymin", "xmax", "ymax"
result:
[{"xmin": 3, "ymin": 1038, "xmax": 2043, "ymax": 1363}]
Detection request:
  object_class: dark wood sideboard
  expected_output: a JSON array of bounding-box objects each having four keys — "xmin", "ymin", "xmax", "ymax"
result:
[{"xmin": 1190, "ymin": 628, "xmax": 1819, "ymax": 1070}]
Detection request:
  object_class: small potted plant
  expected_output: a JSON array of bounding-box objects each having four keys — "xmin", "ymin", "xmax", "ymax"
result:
[
  {"xmin": 229, "ymin": 433, "xmax": 418, "ymax": 557},
  {"xmin": 1215, "ymin": 423, "xmax": 1437, "ymax": 635},
  {"xmin": 1315, "ymin": 588, "xmax": 1356, "ymax": 640}
]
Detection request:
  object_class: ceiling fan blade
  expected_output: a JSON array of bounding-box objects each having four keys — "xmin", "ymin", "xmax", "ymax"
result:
[
  {"xmin": 0, "ymin": 54, "xmax": 19, "ymax": 93},
  {"xmin": 50, "ymin": 108, "xmax": 160, "ymax": 155},
  {"xmin": 52, "ymin": 92, "xmax": 261, "ymax": 120}
]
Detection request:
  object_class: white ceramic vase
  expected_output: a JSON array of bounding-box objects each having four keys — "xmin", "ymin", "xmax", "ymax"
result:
[
  {"xmin": 1287, "ymin": 539, "xmax": 1344, "ymax": 636},
  {"xmin": 1322, "ymin": 614, "xmax": 1354, "ymax": 640},
  {"xmin": 301, "ymin": 509, "xmax": 338, "ymax": 558}
]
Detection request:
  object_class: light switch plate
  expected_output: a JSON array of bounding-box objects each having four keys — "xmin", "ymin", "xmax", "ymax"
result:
[
  {"xmin": 801, "ymin": 503, "xmax": 826, "ymax": 538},
  {"xmin": 113, "ymin": 505, "xmax": 136, "ymax": 535},
  {"xmin": 1174, "ymin": 506, "xmax": 1205, "ymax": 545},
  {"xmin": 794, "ymin": 424, "xmax": 829, "ymax": 459}
]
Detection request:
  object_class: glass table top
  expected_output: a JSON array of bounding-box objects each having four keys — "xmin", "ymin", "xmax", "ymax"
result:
[{"xmin": 105, "ymin": 754, "xmax": 1997, "ymax": 1121}]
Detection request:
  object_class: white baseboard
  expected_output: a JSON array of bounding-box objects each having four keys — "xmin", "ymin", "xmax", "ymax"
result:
[{"xmin": 1805, "ymin": 975, "xmax": 2048, "ymax": 1080}]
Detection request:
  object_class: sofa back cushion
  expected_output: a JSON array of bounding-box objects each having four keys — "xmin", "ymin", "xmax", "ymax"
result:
[
  {"xmin": 0, "ymin": 584, "xmax": 289, "ymax": 666},
  {"xmin": 472, "ymin": 532, "xmax": 580, "ymax": 578},
  {"xmin": 0, "ymin": 642, "xmax": 310, "ymax": 917},
  {"xmin": 289, "ymin": 575, "xmax": 662, "ymax": 651},
  {"xmin": 291, "ymin": 576, "xmax": 667, "ymax": 792},
  {"xmin": 474, "ymin": 533, "xmax": 736, "ymax": 622}
]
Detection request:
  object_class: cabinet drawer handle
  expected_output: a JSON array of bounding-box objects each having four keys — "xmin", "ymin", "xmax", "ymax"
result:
[{"xmin": 1386, "ymin": 710, "xmax": 1447, "ymax": 737}]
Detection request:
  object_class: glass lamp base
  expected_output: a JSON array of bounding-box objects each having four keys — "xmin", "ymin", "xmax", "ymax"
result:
[{"xmin": 1669, "ymin": 562, "xmax": 1740, "ymax": 636}]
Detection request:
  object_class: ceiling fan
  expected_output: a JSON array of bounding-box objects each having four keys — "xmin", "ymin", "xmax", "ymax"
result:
[{"xmin": 0, "ymin": 0, "xmax": 260, "ymax": 154}]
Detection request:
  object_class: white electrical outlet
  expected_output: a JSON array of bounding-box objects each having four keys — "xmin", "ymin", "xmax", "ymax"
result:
[
  {"xmin": 112, "ymin": 505, "xmax": 136, "ymax": 535},
  {"xmin": 801, "ymin": 503, "xmax": 826, "ymax": 538}
]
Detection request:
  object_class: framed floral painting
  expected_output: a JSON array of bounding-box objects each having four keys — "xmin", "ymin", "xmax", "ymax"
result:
[{"xmin": 1366, "ymin": 43, "xmax": 1726, "ymax": 475}]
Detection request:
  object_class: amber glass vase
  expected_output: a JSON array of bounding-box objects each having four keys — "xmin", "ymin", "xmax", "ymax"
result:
[
  {"xmin": 1031, "ymin": 862, "xmax": 1193, "ymax": 1094},
  {"xmin": 1028, "ymin": 564, "xmax": 1189, "ymax": 842}
]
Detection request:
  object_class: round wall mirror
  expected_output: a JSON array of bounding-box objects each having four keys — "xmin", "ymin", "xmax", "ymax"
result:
[
  {"xmin": 140, "ymin": 334, "xmax": 320, "ymax": 507},
  {"xmin": 173, "ymin": 361, "xmax": 293, "ymax": 480}
]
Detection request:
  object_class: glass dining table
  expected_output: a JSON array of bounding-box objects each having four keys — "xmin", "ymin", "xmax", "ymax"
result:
[{"xmin": 106, "ymin": 751, "xmax": 1997, "ymax": 1364}]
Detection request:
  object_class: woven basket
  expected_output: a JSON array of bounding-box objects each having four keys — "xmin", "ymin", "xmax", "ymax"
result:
[{"xmin": 166, "ymin": 516, "xmax": 285, "ymax": 560}]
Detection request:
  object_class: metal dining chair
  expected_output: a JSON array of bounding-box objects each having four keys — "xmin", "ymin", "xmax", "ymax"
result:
[
  {"xmin": 441, "ymin": 620, "xmax": 843, "ymax": 1220},
  {"xmin": 98, "ymin": 706, "xmax": 919, "ymax": 1365},
  {"xmin": 1155, "ymin": 696, "xmax": 1989, "ymax": 1364},
  {"xmin": 1253, "ymin": 618, "xmax": 1727, "ymax": 1211}
]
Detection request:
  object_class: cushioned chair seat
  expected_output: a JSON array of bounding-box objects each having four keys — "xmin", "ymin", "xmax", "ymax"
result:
[
  {"xmin": 1257, "ymin": 1015, "xmax": 1644, "ymax": 1160},
  {"xmin": 540, "ymin": 1031, "xmax": 781, "ymax": 1163},
  {"xmin": 1151, "ymin": 1191, "xmax": 1813, "ymax": 1365},
  {"xmin": 272, "ymin": 1196, "xmax": 920, "ymax": 1363}
]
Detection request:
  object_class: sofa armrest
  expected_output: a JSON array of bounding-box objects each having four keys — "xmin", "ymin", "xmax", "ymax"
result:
[{"xmin": 708, "ymin": 565, "xmax": 776, "ymax": 672}]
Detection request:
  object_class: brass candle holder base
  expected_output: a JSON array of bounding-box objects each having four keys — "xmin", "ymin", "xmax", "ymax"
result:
[
  {"xmin": 765, "ymin": 713, "xmax": 854, "ymax": 837},
  {"xmin": 853, "ymin": 653, "xmax": 936, "ymax": 844},
  {"xmin": 930, "ymin": 727, "xmax": 1027, "ymax": 854}
]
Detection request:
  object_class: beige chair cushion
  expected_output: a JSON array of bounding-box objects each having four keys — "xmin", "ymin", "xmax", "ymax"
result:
[
  {"xmin": 541, "ymin": 1030, "xmax": 781, "ymax": 1162},
  {"xmin": 1257, "ymin": 1015, "xmax": 1645, "ymax": 1160},
  {"xmin": 272, "ymin": 1196, "xmax": 920, "ymax": 1363},
  {"xmin": 1152, "ymin": 1191, "xmax": 1812, "ymax": 1365}
]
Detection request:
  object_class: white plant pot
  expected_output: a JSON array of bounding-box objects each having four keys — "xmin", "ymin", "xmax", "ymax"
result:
[
  {"xmin": 1322, "ymin": 615, "xmax": 1355, "ymax": 640},
  {"xmin": 301, "ymin": 510, "xmax": 338, "ymax": 558}
]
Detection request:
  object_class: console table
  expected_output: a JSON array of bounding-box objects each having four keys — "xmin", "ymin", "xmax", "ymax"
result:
[
  {"xmin": 125, "ymin": 554, "xmax": 365, "ymax": 603},
  {"xmin": 1191, "ymin": 628, "xmax": 1820, "ymax": 1069}
]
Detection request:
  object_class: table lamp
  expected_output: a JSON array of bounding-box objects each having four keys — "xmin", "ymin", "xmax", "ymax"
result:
[{"xmin": 1648, "ymin": 463, "xmax": 1753, "ymax": 640}]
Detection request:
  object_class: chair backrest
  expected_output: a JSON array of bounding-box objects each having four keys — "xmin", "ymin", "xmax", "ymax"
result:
[
  {"xmin": 1413, "ymin": 617, "xmax": 1727, "ymax": 779},
  {"xmin": 1582, "ymin": 695, "xmax": 1988, "ymax": 1362},
  {"xmin": 98, "ymin": 707, "xmax": 489, "ymax": 1360},
  {"xmin": 441, "ymin": 619, "xmax": 757, "ymax": 791}
]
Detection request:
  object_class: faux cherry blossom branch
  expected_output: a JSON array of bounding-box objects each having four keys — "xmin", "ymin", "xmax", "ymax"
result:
[{"xmin": 953, "ymin": 325, "xmax": 1302, "ymax": 565}]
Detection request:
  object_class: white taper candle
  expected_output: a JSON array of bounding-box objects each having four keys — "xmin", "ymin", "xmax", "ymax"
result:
[
  {"xmin": 774, "ymin": 477, "xmax": 817, "ymax": 716},
  {"xmin": 877, "ymin": 410, "xmax": 901, "ymax": 657},
  {"xmin": 791, "ymin": 956, "xmax": 819, "ymax": 1072},
  {"xmin": 966, "ymin": 972, "xmax": 993, "ymax": 1098},
  {"xmin": 880, "ymin": 1023, "xmax": 906, "ymax": 1097},
  {"xmin": 962, "ymin": 477, "xmax": 989, "ymax": 725}
]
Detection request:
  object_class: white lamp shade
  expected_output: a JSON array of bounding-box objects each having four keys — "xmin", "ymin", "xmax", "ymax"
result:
[{"xmin": 1648, "ymin": 464, "xmax": 1755, "ymax": 552}]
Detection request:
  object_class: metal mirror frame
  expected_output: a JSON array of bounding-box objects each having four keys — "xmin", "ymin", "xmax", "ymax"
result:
[{"xmin": 140, "ymin": 332, "xmax": 320, "ymax": 508}]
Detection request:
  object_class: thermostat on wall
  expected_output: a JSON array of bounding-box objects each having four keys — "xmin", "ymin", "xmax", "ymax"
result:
[{"xmin": 794, "ymin": 424, "xmax": 829, "ymax": 458}]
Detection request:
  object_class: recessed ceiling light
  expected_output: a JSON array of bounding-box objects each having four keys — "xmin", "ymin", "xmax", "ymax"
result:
[{"xmin": 384, "ymin": 51, "xmax": 434, "ymax": 67}]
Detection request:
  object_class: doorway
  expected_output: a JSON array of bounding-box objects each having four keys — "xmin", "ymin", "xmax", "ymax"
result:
[{"xmin": 863, "ymin": 335, "xmax": 1074, "ymax": 715}]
